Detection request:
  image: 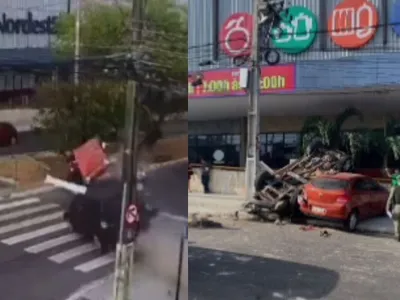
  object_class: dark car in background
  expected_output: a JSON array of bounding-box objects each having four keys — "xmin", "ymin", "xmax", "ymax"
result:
[{"xmin": 0, "ymin": 122, "xmax": 18, "ymax": 147}]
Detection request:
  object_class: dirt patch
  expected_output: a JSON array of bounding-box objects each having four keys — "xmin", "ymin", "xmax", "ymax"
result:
[{"xmin": 0, "ymin": 154, "xmax": 69, "ymax": 191}]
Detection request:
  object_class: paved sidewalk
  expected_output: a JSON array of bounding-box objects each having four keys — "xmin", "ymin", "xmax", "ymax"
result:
[{"xmin": 189, "ymin": 193, "xmax": 395, "ymax": 235}]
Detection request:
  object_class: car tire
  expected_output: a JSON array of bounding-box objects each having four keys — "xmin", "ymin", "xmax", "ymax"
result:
[
  {"xmin": 344, "ymin": 210, "xmax": 359, "ymax": 232},
  {"xmin": 255, "ymin": 171, "xmax": 275, "ymax": 192},
  {"xmin": 289, "ymin": 188, "xmax": 303, "ymax": 220}
]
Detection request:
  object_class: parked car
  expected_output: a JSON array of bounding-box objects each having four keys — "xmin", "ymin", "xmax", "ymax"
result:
[
  {"xmin": 0, "ymin": 122, "xmax": 17, "ymax": 147},
  {"xmin": 298, "ymin": 173, "xmax": 388, "ymax": 232}
]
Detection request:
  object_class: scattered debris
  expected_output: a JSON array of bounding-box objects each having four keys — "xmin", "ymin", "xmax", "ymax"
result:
[
  {"xmin": 320, "ymin": 230, "xmax": 332, "ymax": 238},
  {"xmin": 189, "ymin": 213, "xmax": 223, "ymax": 228},
  {"xmin": 300, "ymin": 225, "xmax": 317, "ymax": 231}
]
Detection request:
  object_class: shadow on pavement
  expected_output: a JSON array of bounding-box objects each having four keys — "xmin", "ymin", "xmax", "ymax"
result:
[{"xmin": 189, "ymin": 246, "xmax": 339, "ymax": 300}]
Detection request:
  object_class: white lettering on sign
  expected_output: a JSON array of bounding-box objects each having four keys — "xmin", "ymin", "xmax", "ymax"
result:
[
  {"xmin": 273, "ymin": 13, "xmax": 314, "ymax": 43},
  {"xmin": 224, "ymin": 16, "xmax": 250, "ymax": 55},
  {"xmin": 331, "ymin": 3, "xmax": 375, "ymax": 39}
]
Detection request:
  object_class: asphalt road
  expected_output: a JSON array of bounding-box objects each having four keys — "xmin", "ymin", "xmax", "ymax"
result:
[
  {"xmin": 0, "ymin": 160, "xmax": 187, "ymax": 300},
  {"xmin": 189, "ymin": 219, "xmax": 400, "ymax": 300}
]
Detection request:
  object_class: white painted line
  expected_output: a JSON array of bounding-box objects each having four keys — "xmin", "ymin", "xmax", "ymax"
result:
[
  {"xmin": 160, "ymin": 212, "xmax": 188, "ymax": 222},
  {"xmin": 10, "ymin": 185, "xmax": 56, "ymax": 199},
  {"xmin": 0, "ymin": 197, "xmax": 40, "ymax": 211},
  {"xmin": 2, "ymin": 222, "xmax": 69, "ymax": 245},
  {"xmin": 0, "ymin": 211, "xmax": 63, "ymax": 235},
  {"xmin": 48, "ymin": 243, "xmax": 98, "ymax": 263},
  {"xmin": 74, "ymin": 253, "xmax": 115, "ymax": 273},
  {"xmin": 25, "ymin": 233, "xmax": 81, "ymax": 253},
  {"xmin": 0, "ymin": 203, "xmax": 59, "ymax": 223}
]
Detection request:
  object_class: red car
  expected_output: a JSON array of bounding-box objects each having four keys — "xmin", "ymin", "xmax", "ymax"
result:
[
  {"xmin": 0, "ymin": 122, "xmax": 18, "ymax": 147},
  {"xmin": 298, "ymin": 173, "xmax": 388, "ymax": 232}
]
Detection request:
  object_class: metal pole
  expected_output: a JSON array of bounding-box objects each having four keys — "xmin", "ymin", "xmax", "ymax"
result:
[
  {"xmin": 245, "ymin": 0, "xmax": 261, "ymax": 202},
  {"xmin": 112, "ymin": 0, "xmax": 144, "ymax": 299},
  {"xmin": 175, "ymin": 230, "xmax": 185, "ymax": 300},
  {"xmin": 73, "ymin": 0, "xmax": 80, "ymax": 87}
]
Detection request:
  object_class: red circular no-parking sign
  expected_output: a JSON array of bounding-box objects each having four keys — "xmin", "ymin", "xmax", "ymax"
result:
[
  {"xmin": 125, "ymin": 204, "xmax": 139, "ymax": 224},
  {"xmin": 220, "ymin": 13, "xmax": 253, "ymax": 57}
]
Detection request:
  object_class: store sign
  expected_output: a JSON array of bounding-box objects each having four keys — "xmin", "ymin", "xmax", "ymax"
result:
[
  {"xmin": 271, "ymin": 6, "xmax": 318, "ymax": 54},
  {"xmin": 220, "ymin": 12, "xmax": 253, "ymax": 57},
  {"xmin": 392, "ymin": 0, "xmax": 400, "ymax": 36},
  {"xmin": 0, "ymin": 11, "xmax": 58, "ymax": 35},
  {"xmin": 328, "ymin": 0, "xmax": 378, "ymax": 49},
  {"xmin": 188, "ymin": 64, "xmax": 296, "ymax": 98}
]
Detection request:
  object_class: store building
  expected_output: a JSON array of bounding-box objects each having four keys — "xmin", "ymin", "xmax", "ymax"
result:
[
  {"xmin": 0, "ymin": 0, "xmax": 70, "ymax": 110},
  {"xmin": 188, "ymin": 0, "xmax": 400, "ymax": 168}
]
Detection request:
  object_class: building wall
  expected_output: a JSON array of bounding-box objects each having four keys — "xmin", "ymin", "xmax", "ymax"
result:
[{"xmin": 188, "ymin": 0, "xmax": 400, "ymax": 72}]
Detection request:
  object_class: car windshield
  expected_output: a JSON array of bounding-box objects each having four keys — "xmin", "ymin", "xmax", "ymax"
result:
[{"xmin": 311, "ymin": 178, "xmax": 350, "ymax": 190}]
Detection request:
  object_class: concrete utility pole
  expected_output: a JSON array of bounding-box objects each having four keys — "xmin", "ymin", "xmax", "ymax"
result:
[
  {"xmin": 245, "ymin": 0, "xmax": 261, "ymax": 202},
  {"xmin": 74, "ymin": 0, "xmax": 80, "ymax": 87},
  {"xmin": 112, "ymin": 0, "xmax": 144, "ymax": 299}
]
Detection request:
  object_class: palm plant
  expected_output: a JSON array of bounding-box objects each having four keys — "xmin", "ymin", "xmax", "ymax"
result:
[{"xmin": 301, "ymin": 107, "xmax": 364, "ymax": 154}]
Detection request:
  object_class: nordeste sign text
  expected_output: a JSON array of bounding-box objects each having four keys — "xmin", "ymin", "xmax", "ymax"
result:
[{"xmin": 0, "ymin": 11, "xmax": 58, "ymax": 35}]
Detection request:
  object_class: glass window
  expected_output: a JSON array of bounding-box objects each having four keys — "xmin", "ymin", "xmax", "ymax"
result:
[
  {"xmin": 188, "ymin": 135, "xmax": 196, "ymax": 146},
  {"xmin": 197, "ymin": 135, "xmax": 208, "ymax": 146},
  {"xmin": 231, "ymin": 134, "xmax": 240, "ymax": 145}
]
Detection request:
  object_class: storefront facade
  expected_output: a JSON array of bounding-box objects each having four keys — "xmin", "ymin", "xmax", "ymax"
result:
[
  {"xmin": 188, "ymin": 0, "xmax": 400, "ymax": 168},
  {"xmin": 0, "ymin": 0, "xmax": 68, "ymax": 108}
]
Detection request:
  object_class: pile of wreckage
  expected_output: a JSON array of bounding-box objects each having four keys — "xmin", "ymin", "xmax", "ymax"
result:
[{"xmin": 242, "ymin": 140, "xmax": 354, "ymax": 222}]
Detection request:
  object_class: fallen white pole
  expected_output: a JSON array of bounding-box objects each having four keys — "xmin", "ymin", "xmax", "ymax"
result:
[{"xmin": 44, "ymin": 175, "xmax": 87, "ymax": 195}]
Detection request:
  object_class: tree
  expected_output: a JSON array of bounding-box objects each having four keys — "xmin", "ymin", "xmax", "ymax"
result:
[
  {"xmin": 301, "ymin": 107, "xmax": 364, "ymax": 153},
  {"xmin": 34, "ymin": 81, "xmax": 126, "ymax": 152},
  {"xmin": 35, "ymin": 1, "xmax": 187, "ymax": 151}
]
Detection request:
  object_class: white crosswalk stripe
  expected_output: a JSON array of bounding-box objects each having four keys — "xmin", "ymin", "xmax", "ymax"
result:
[
  {"xmin": 25, "ymin": 233, "xmax": 81, "ymax": 253},
  {"xmin": 0, "ymin": 197, "xmax": 40, "ymax": 211},
  {"xmin": 3, "ymin": 223, "xmax": 69, "ymax": 245},
  {"xmin": 49, "ymin": 243, "xmax": 99, "ymax": 263},
  {"xmin": 74, "ymin": 253, "xmax": 115, "ymax": 273},
  {"xmin": 0, "ymin": 195, "xmax": 116, "ymax": 274}
]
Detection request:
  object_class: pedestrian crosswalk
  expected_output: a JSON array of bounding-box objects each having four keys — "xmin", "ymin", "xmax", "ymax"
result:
[{"xmin": 0, "ymin": 195, "xmax": 116, "ymax": 274}]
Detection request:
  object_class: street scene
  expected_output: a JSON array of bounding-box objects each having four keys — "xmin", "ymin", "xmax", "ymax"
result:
[{"xmin": 188, "ymin": 0, "xmax": 400, "ymax": 299}]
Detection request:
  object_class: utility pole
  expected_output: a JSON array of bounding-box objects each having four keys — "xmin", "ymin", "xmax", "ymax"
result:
[
  {"xmin": 245, "ymin": 0, "xmax": 261, "ymax": 202},
  {"xmin": 74, "ymin": 0, "xmax": 80, "ymax": 87},
  {"xmin": 112, "ymin": 0, "xmax": 144, "ymax": 299}
]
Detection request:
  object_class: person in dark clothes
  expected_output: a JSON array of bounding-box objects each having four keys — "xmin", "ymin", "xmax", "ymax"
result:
[
  {"xmin": 188, "ymin": 164, "xmax": 193, "ymax": 192},
  {"xmin": 200, "ymin": 158, "xmax": 211, "ymax": 193}
]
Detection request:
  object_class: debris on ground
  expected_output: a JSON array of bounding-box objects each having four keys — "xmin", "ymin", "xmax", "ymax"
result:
[
  {"xmin": 242, "ymin": 141, "xmax": 353, "ymax": 222},
  {"xmin": 320, "ymin": 230, "xmax": 332, "ymax": 238},
  {"xmin": 189, "ymin": 213, "xmax": 223, "ymax": 229},
  {"xmin": 300, "ymin": 225, "xmax": 317, "ymax": 231}
]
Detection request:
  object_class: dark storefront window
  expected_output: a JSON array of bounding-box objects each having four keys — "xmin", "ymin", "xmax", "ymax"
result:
[
  {"xmin": 259, "ymin": 132, "xmax": 301, "ymax": 169},
  {"xmin": 188, "ymin": 134, "xmax": 241, "ymax": 167}
]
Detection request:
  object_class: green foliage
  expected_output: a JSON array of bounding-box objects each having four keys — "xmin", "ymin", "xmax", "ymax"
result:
[
  {"xmin": 37, "ymin": 1, "xmax": 188, "ymax": 151},
  {"xmin": 301, "ymin": 107, "xmax": 364, "ymax": 151},
  {"xmin": 34, "ymin": 81, "xmax": 126, "ymax": 152}
]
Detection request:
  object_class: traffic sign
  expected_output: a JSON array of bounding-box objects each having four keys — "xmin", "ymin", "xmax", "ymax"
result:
[
  {"xmin": 328, "ymin": 0, "xmax": 378, "ymax": 49},
  {"xmin": 125, "ymin": 204, "xmax": 139, "ymax": 224},
  {"xmin": 271, "ymin": 6, "xmax": 318, "ymax": 54},
  {"xmin": 220, "ymin": 12, "xmax": 253, "ymax": 58}
]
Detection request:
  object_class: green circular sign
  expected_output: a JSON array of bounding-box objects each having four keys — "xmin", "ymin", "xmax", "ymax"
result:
[{"xmin": 271, "ymin": 6, "xmax": 318, "ymax": 54}]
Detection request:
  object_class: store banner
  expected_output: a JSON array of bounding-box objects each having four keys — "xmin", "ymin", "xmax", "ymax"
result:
[{"xmin": 188, "ymin": 64, "xmax": 296, "ymax": 98}]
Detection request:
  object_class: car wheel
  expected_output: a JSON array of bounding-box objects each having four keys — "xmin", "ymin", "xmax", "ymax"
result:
[{"xmin": 344, "ymin": 210, "xmax": 359, "ymax": 232}]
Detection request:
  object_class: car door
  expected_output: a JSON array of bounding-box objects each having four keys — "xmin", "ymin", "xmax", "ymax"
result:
[
  {"xmin": 352, "ymin": 179, "xmax": 372, "ymax": 218},
  {"xmin": 364, "ymin": 179, "xmax": 387, "ymax": 215}
]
